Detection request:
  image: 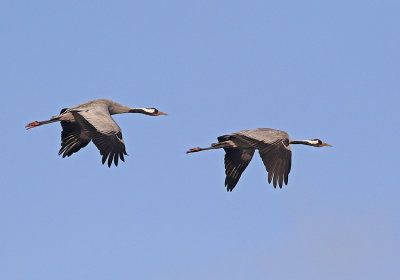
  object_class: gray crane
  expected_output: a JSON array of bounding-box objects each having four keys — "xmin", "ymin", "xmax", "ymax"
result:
[
  {"xmin": 26, "ymin": 99, "xmax": 167, "ymax": 167},
  {"xmin": 186, "ymin": 128, "xmax": 332, "ymax": 191}
]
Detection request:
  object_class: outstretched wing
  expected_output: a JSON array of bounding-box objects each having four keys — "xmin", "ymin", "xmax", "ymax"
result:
[
  {"xmin": 59, "ymin": 120, "xmax": 91, "ymax": 157},
  {"xmin": 258, "ymin": 141, "xmax": 292, "ymax": 188},
  {"xmin": 234, "ymin": 129, "xmax": 292, "ymax": 188},
  {"xmin": 58, "ymin": 108, "xmax": 91, "ymax": 158},
  {"xmin": 70, "ymin": 106, "xmax": 127, "ymax": 167},
  {"xmin": 223, "ymin": 147, "xmax": 255, "ymax": 191}
]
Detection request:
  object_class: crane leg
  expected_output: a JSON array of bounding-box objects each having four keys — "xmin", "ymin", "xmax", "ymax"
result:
[
  {"xmin": 186, "ymin": 141, "xmax": 233, "ymax": 153},
  {"xmin": 186, "ymin": 147, "xmax": 205, "ymax": 153},
  {"xmin": 25, "ymin": 117, "xmax": 61, "ymax": 130}
]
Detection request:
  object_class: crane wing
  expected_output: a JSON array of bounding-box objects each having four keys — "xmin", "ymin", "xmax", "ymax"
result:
[
  {"xmin": 58, "ymin": 108, "xmax": 91, "ymax": 158},
  {"xmin": 70, "ymin": 106, "xmax": 127, "ymax": 167},
  {"xmin": 258, "ymin": 141, "xmax": 292, "ymax": 188},
  {"xmin": 59, "ymin": 120, "xmax": 91, "ymax": 158},
  {"xmin": 234, "ymin": 131, "xmax": 292, "ymax": 188},
  {"xmin": 223, "ymin": 148, "xmax": 255, "ymax": 192}
]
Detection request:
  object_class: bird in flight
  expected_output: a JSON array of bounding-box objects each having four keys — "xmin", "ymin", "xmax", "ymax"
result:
[
  {"xmin": 26, "ymin": 99, "xmax": 167, "ymax": 167},
  {"xmin": 186, "ymin": 128, "xmax": 332, "ymax": 191}
]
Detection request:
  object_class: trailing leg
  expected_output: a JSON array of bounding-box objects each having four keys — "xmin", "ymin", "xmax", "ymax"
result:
[
  {"xmin": 186, "ymin": 141, "xmax": 233, "ymax": 153},
  {"xmin": 25, "ymin": 116, "xmax": 61, "ymax": 130}
]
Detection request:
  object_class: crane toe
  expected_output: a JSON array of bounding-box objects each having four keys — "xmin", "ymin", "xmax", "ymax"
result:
[
  {"xmin": 186, "ymin": 147, "xmax": 201, "ymax": 153},
  {"xmin": 25, "ymin": 121, "xmax": 40, "ymax": 130}
]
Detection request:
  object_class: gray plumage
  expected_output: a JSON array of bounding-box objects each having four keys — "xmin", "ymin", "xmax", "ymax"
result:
[
  {"xmin": 186, "ymin": 128, "xmax": 331, "ymax": 191},
  {"xmin": 26, "ymin": 99, "xmax": 167, "ymax": 167}
]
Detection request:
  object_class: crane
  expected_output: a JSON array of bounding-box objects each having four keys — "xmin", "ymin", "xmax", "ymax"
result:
[
  {"xmin": 26, "ymin": 99, "xmax": 167, "ymax": 167},
  {"xmin": 186, "ymin": 128, "xmax": 331, "ymax": 191}
]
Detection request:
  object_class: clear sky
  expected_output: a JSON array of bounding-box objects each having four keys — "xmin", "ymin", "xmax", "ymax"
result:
[{"xmin": 1, "ymin": 1, "xmax": 399, "ymax": 279}]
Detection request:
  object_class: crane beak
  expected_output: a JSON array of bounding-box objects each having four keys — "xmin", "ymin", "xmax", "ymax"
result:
[
  {"xmin": 321, "ymin": 142, "xmax": 333, "ymax": 147},
  {"xmin": 156, "ymin": 111, "xmax": 168, "ymax": 116}
]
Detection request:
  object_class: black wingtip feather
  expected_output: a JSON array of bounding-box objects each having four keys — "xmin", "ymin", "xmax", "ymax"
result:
[
  {"xmin": 278, "ymin": 173, "xmax": 284, "ymax": 188},
  {"xmin": 284, "ymin": 174, "xmax": 289, "ymax": 185},
  {"xmin": 225, "ymin": 177, "xmax": 238, "ymax": 192},
  {"xmin": 268, "ymin": 173, "xmax": 272, "ymax": 183},
  {"xmin": 108, "ymin": 153, "xmax": 114, "ymax": 167},
  {"xmin": 114, "ymin": 153, "xmax": 119, "ymax": 166}
]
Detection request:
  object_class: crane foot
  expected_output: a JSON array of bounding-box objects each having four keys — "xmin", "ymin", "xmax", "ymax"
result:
[
  {"xmin": 25, "ymin": 121, "xmax": 40, "ymax": 130},
  {"xmin": 186, "ymin": 147, "xmax": 201, "ymax": 153}
]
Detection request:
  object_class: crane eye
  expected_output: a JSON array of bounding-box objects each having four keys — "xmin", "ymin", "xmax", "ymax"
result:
[
  {"xmin": 153, "ymin": 109, "xmax": 159, "ymax": 114},
  {"xmin": 318, "ymin": 140, "xmax": 322, "ymax": 145}
]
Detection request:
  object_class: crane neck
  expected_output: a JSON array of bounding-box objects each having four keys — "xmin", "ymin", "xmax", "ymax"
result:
[
  {"xmin": 128, "ymin": 108, "xmax": 155, "ymax": 115},
  {"xmin": 108, "ymin": 104, "xmax": 132, "ymax": 115},
  {"xmin": 109, "ymin": 106, "xmax": 151, "ymax": 115},
  {"xmin": 289, "ymin": 139, "xmax": 317, "ymax": 146}
]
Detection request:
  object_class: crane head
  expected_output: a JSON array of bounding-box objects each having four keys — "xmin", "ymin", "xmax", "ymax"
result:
[
  {"xmin": 312, "ymin": 139, "xmax": 332, "ymax": 147},
  {"xmin": 142, "ymin": 108, "xmax": 168, "ymax": 116}
]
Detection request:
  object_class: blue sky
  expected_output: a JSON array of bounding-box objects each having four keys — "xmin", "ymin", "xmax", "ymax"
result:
[{"xmin": 1, "ymin": 1, "xmax": 399, "ymax": 279}]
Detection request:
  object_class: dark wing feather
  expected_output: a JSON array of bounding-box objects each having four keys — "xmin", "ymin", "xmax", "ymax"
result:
[
  {"xmin": 58, "ymin": 120, "xmax": 91, "ymax": 157},
  {"xmin": 223, "ymin": 148, "xmax": 255, "ymax": 192},
  {"xmin": 234, "ymin": 132, "xmax": 292, "ymax": 188},
  {"xmin": 258, "ymin": 140, "xmax": 292, "ymax": 188},
  {"xmin": 71, "ymin": 108, "xmax": 127, "ymax": 167}
]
